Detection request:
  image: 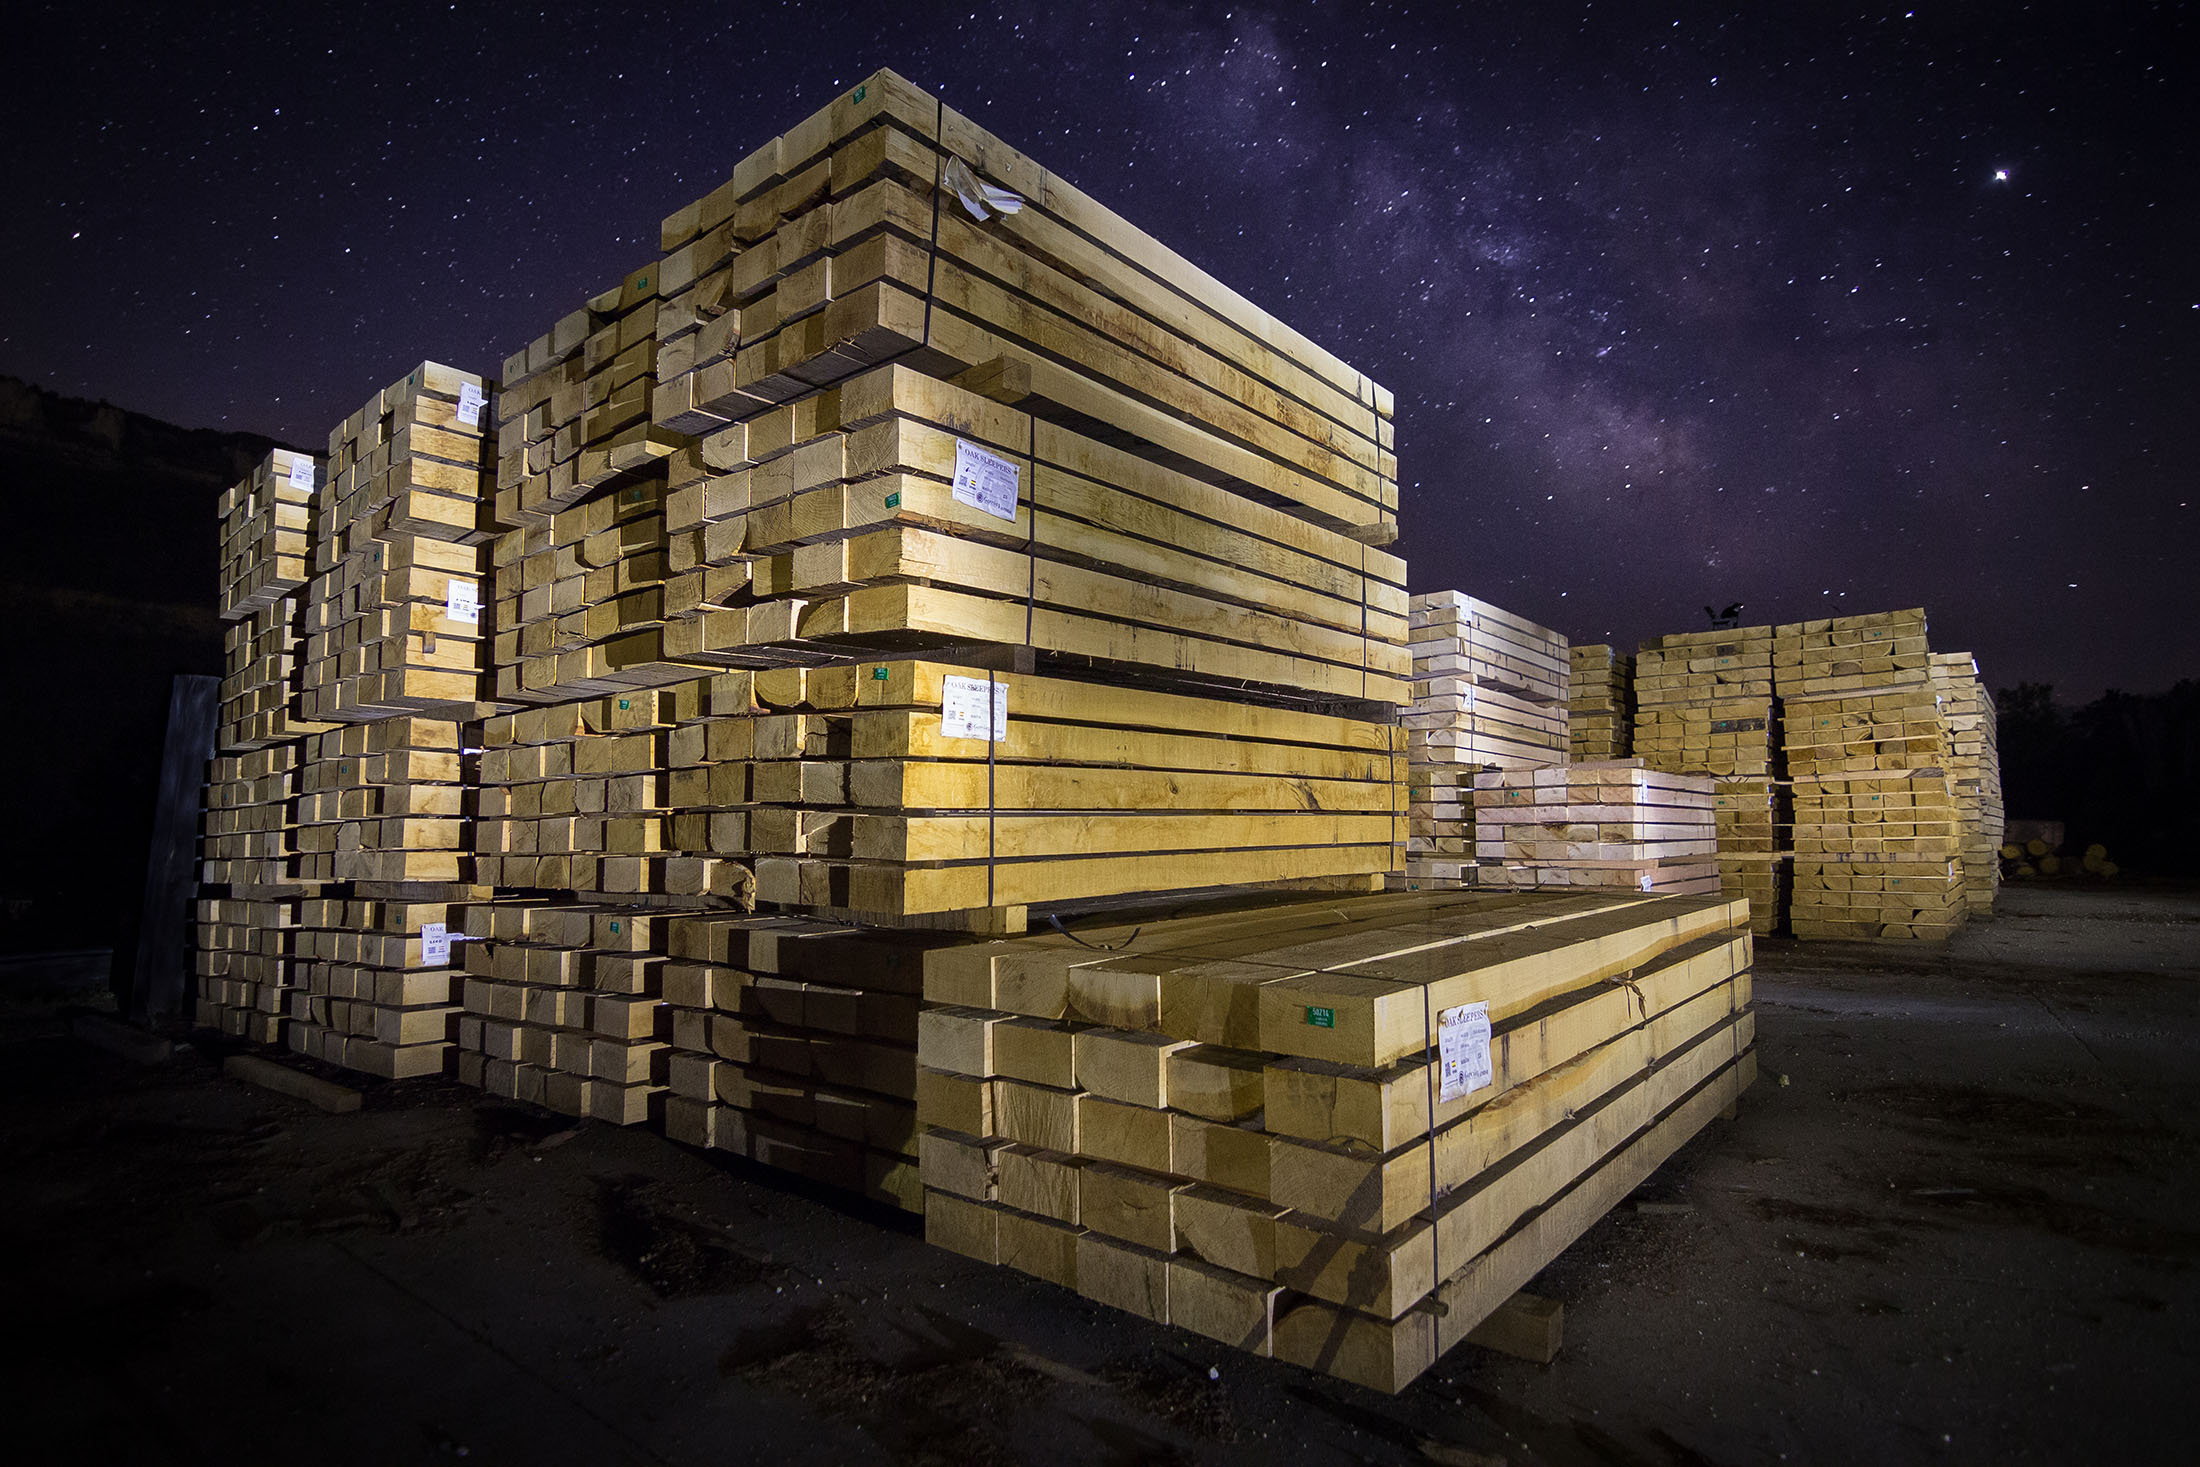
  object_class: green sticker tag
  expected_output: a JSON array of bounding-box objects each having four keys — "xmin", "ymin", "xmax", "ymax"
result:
[
  {"xmin": 1305, "ymin": 1006, "xmax": 1335, "ymax": 1029},
  {"xmin": 609, "ymin": 921, "xmax": 621, "ymax": 935},
  {"xmin": 853, "ymin": 84, "xmax": 867, "ymax": 103},
  {"xmin": 637, "ymin": 276, "xmax": 648, "ymax": 289},
  {"xmin": 618, "ymin": 698, "xmax": 631, "ymax": 710},
  {"xmin": 872, "ymin": 666, "xmax": 891, "ymax": 680},
  {"xmin": 884, "ymin": 491, "xmax": 901, "ymax": 508}
]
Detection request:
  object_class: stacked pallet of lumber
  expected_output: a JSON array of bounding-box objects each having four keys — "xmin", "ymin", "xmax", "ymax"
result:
[
  {"xmin": 1710, "ymin": 779, "xmax": 1785, "ymax": 935},
  {"xmin": 193, "ymin": 892, "xmax": 304, "ymax": 1043},
  {"xmin": 197, "ymin": 449, "xmax": 336, "ymax": 1038},
  {"xmin": 915, "ymin": 888, "xmax": 1755, "ymax": 1391},
  {"xmin": 487, "ymin": 265, "xmax": 706, "ymax": 705},
  {"xmin": 283, "ymin": 892, "xmax": 471, "ymax": 1077},
  {"xmin": 1773, "ymin": 609, "xmax": 1930, "ymax": 697},
  {"xmin": 1632, "ymin": 625, "xmax": 1776, "ymax": 779},
  {"xmin": 471, "ymin": 660, "xmax": 1402, "ymax": 920},
  {"xmin": 300, "ymin": 362, "xmax": 498, "ymax": 722},
  {"xmin": 492, "ymin": 263, "xmax": 685, "ymax": 529},
  {"xmin": 651, "ymin": 362, "xmax": 1409, "ymax": 707},
  {"xmin": 1634, "ymin": 624, "xmax": 1780, "ymax": 927},
  {"xmin": 650, "ymin": 910, "xmax": 939, "ymax": 1208},
  {"xmin": 290, "ymin": 717, "xmax": 472, "ymax": 885},
  {"xmin": 450, "ymin": 897, "xmax": 676, "ymax": 1122},
  {"xmin": 650, "ymin": 69, "xmax": 1397, "ymax": 543},
  {"xmin": 1567, "ymin": 644, "xmax": 1633, "ymax": 761},
  {"xmin": 1931, "ymin": 653, "xmax": 2004, "ymax": 916},
  {"xmin": 1782, "ymin": 669, "xmax": 1964, "ymax": 939},
  {"xmin": 218, "ymin": 447, "xmax": 318, "ymax": 619},
  {"xmin": 1471, "ymin": 762, "xmax": 1720, "ymax": 895},
  {"xmin": 1403, "ymin": 593, "xmax": 1569, "ymax": 887}
]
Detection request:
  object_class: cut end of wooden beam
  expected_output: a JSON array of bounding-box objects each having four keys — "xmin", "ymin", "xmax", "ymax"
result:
[
  {"xmin": 1462, "ymin": 1290, "xmax": 1564, "ymax": 1365},
  {"xmin": 223, "ymin": 1053, "xmax": 364, "ymax": 1113},
  {"xmin": 70, "ymin": 1013, "xmax": 174, "ymax": 1065}
]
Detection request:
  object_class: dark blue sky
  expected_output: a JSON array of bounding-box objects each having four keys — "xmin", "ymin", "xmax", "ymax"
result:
[{"xmin": 5, "ymin": 1, "xmax": 2191, "ymax": 699}]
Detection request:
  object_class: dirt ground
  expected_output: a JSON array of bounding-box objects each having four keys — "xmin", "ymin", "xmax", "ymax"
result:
[{"xmin": 3, "ymin": 882, "xmax": 2193, "ymax": 1466}]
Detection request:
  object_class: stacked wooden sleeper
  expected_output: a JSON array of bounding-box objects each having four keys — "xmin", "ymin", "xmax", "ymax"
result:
[
  {"xmin": 652, "ymin": 68, "xmax": 1397, "ymax": 544},
  {"xmin": 1567, "ymin": 643, "xmax": 1633, "ymax": 762},
  {"xmin": 916, "ymin": 888, "xmax": 1756, "ymax": 1391},
  {"xmin": 1402, "ymin": 593, "xmax": 1570, "ymax": 889},
  {"xmin": 1471, "ymin": 761, "xmax": 1721, "ymax": 896}
]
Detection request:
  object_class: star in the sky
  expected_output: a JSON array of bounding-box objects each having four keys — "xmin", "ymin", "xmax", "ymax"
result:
[{"xmin": 1993, "ymin": 168, "xmax": 2010, "ymax": 182}]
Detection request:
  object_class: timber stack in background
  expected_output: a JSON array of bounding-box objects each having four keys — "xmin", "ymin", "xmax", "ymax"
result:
[
  {"xmin": 1401, "ymin": 592, "xmax": 1570, "ymax": 888},
  {"xmin": 1471, "ymin": 762, "xmax": 1720, "ymax": 897},
  {"xmin": 1630, "ymin": 624, "xmax": 1783, "ymax": 933},
  {"xmin": 1567, "ymin": 644, "xmax": 1634, "ymax": 762},
  {"xmin": 1775, "ymin": 610, "xmax": 1967, "ymax": 940}
]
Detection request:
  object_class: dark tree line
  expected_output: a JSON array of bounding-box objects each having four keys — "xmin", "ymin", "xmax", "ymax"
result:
[{"xmin": 1996, "ymin": 681, "xmax": 2200, "ymax": 876}]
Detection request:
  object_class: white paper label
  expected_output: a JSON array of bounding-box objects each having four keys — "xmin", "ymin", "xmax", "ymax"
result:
[
  {"xmin": 445, "ymin": 579, "xmax": 481, "ymax": 625},
  {"xmin": 420, "ymin": 922, "xmax": 451, "ymax": 966},
  {"xmin": 288, "ymin": 455, "xmax": 314, "ymax": 491},
  {"xmin": 951, "ymin": 438, "xmax": 1021, "ymax": 522},
  {"xmin": 1437, "ymin": 1001, "xmax": 1493, "ymax": 1102},
  {"xmin": 456, "ymin": 381, "xmax": 485, "ymax": 428},
  {"xmin": 940, "ymin": 674, "xmax": 1008, "ymax": 742}
]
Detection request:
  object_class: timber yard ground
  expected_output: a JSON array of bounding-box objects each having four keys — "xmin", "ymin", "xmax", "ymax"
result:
[{"xmin": 3, "ymin": 883, "xmax": 2194, "ymax": 1467}]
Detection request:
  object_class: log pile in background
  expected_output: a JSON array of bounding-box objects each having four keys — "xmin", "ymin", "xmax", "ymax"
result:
[
  {"xmin": 1471, "ymin": 761, "xmax": 1720, "ymax": 896},
  {"xmin": 914, "ymin": 889, "xmax": 1756, "ymax": 1391},
  {"xmin": 1567, "ymin": 644, "xmax": 1633, "ymax": 761},
  {"xmin": 1402, "ymin": 593, "xmax": 1569, "ymax": 888}
]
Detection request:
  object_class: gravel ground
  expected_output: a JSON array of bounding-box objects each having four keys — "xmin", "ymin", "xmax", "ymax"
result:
[{"xmin": 3, "ymin": 880, "xmax": 2191, "ymax": 1466}]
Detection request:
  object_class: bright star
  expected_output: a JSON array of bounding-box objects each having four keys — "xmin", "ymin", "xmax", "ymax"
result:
[{"xmin": 1993, "ymin": 169, "xmax": 2009, "ymax": 182}]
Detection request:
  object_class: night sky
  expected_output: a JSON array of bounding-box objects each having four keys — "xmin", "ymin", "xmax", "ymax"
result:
[{"xmin": 6, "ymin": 2, "xmax": 2192, "ymax": 699}]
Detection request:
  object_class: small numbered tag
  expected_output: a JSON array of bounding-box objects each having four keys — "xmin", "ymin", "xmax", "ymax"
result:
[{"xmin": 456, "ymin": 381, "xmax": 486, "ymax": 428}]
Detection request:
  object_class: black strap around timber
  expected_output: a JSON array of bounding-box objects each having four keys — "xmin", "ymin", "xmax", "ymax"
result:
[
  {"xmin": 1422, "ymin": 978, "xmax": 1442, "ymax": 1314},
  {"xmin": 1045, "ymin": 912, "xmax": 1144, "ymax": 951},
  {"xmin": 985, "ymin": 669, "xmax": 998, "ymax": 909},
  {"xmin": 920, "ymin": 97, "xmax": 945, "ymax": 356}
]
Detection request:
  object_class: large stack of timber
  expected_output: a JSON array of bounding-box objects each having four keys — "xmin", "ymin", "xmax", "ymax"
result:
[
  {"xmin": 1777, "ymin": 611, "xmax": 1964, "ymax": 940},
  {"xmin": 647, "ymin": 70, "xmax": 1396, "ymax": 540},
  {"xmin": 272, "ymin": 364, "xmax": 499, "ymax": 1070},
  {"xmin": 1472, "ymin": 762, "xmax": 1720, "ymax": 896},
  {"xmin": 1634, "ymin": 624, "xmax": 1781, "ymax": 930},
  {"xmin": 489, "ymin": 263, "xmax": 698, "ymax": 706},
  {"xmin": 196, "ymin": 449, "xmax": 336, "ymax": 1042},
  {"xmin": 1567, "ymin": 644, "xmax": 1633, "ymax": 761},
  {"xmin": 915, "ymin": 889, "xmax": 1756, "ymax": 1391},
  {"xmin": 1402, "ymin": 593, "xmax": 1569, "ymax": 887},
  {"xmin": 1931, "ymin": 652, "xmax": 2004, "ymax": 916},
  {"xmin": 425, "ymin": 67, "xmax": 1408, "ymax": 1173}
]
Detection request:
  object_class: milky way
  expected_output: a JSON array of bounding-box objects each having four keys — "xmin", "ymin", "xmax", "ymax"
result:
[{"xmin": 4, "ymin": 1, "xmax": 2191, "ymax": 697}]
